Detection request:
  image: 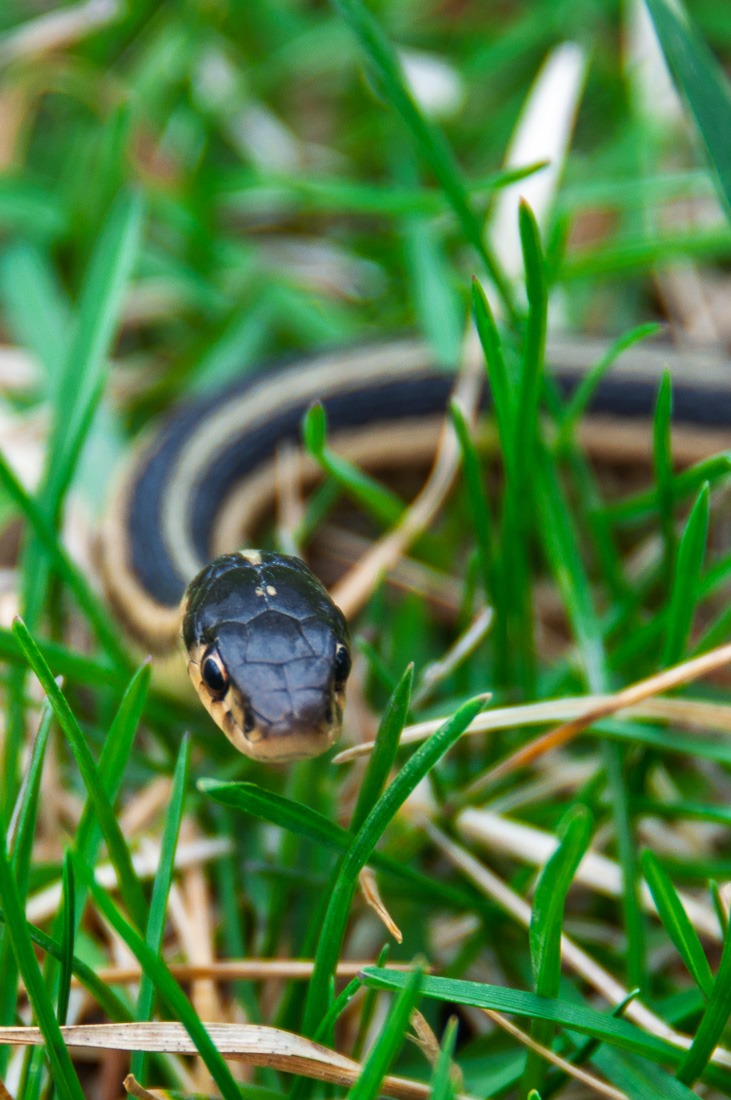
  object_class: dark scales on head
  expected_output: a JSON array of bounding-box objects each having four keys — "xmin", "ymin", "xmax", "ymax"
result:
[{"xmin": 183, "ymin": 551, "xmax": 350, "ymax": 741}]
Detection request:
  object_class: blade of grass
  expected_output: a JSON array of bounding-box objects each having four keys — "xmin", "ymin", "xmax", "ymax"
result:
[
  {"xmin": 470, "ymin": 276, "xmax": 515, "ymax": 685},
  {"xmin": 403, "ymin": 211, "xmax": 463, "ymax": 368},
  {"xmin": 130, "ymin": 733, "xmax": 191, "ymax": 1083},
  {"xmin": 645, "ymin": 0, "xmax": 731, "ymax": 218},
  {"xmin": 533, "ymin": 444, "xmax": 646, "ymax": 991},
  {"xmin": 499, "ymin": 200, "xmax": 548, "ymax": 694},
  {"xmin": 710, "ymin": 882, "xmax": 728, "ymax": 939},
  {"xmin": 7, "ymin": 702, "xmax": 53, "ymax": 891},
  {"xmin": 534, "ymin": 442, "xmax": 607, "ymax": 690},
  {"xmin": 471, "ymin": 277, "xmax": 514, "ymax": 460},
  {"xmin": 224, "ymin": 162, "xmax": 546, "ymax": 217},
  {"xmin": 40, "ymin": 189, "xmax": 144, "ymax": 523},
  {"xmin": 600, "ymin": 453, "xmax": 731, "ymax": 525},
  {"xmin": 0, "ymin": 627, "xmax": 193, "ymax": 730},
  {"xmin": 0, "ymin": 180, "xmax": 65, "ymax": 240},
  {"xmin": 429, "ymin": 1017, "xmax": 458, "ymax": 1100},
  {"xmin": 361, "ymin": 968, "xmax": 731, "ymax": 1089},
  {"xmin": 514, "ymin": 201, "xmax": 547, "ymax": 490},
  {"xmin": 558, "ymin": 225, "xmax": 731, "ymax": 280},
  {"xmin": 653, "ymin": 372, "xmax": 676, "ymax": 585},
  {"xmin": 348, "ymin": 967, "xmax": 422, "ymax": 1100},
  {"xmin": 6, "ymin": 190, "xmax": 143, "ymax": 828},
  {"xmin": 330, "ymin": 0, "xmax": 516, "ymax": 320},
  {"xmin": 56, "ymin": 854, "xmax": 75, "ymax": 1026},
  {"xmin": 0, "ymin": 832, "xmax": 85, "ymax": 1100},
  {"xmin": 307, "ymin": 977, "xmax": 364, "ymax": 1055},
  {"xmin": 72, "ymin": 856, "xmax": 245, "ymax": 1100},
  {"xmin": 522, "ymin": 804, "xmax": 594, "ymax": 1096},
  {"xmin": 350, "ymin": 664, "xmax": 413, "ymax": 833},
  {"xmin": 12, "ymin": 618, "xmax": 148, "ymax": 932},
  {"xmin": 0, "ymin": 448, "xmax": 129, "ymax": 666},
  {"xmin": 662, "ymin": 482, "xmax": 709, "ymax": 666},
  {"xmin": 303, "ymin": 692, "xmax": 486, "ymax": 1035},
  {"xmin": 74, "ymin": 661, "xmax": 152, "ymax": 893},
  {"xmin": 303, "ymin": 403, "xmax": 405, "ymax": 528},
  {"xmin": 0, "ymin": 243, "xmax": 69, "ymax": 382},
  {"xmin": 397, "ymin": 149, "xmax": 464, "ymax": 368},
  {"xmin": 547, "ymin": 988, "xmax": 640, "ymax": 1094},
  {"xmin": 677, "ymin": 907, "xmax": 731, "ymax": 1084},
  {"xmin": 0, "ymin": 628, "xmax": 125, "ymax": 688},
  {"xmin": 200, "ymin": 778, "xmax": 487, "ymax": 915},
  {"xmin": 642, "ymin": 850, "xmax": 713, "ymax": 1000},
  {"xmin": 0, "ymin": 908, "xmax": 132, "ymax": 1023},
  {"xmin": 19, "ymin": 189, "xmax": 143, "ymax": 657},
  {"xmin": 0, "ymin": 702, "xmax": 53, "ymax": 1076},
  {"xmin": 351, "ymin": 945, "xmax": 390, "ymax": 1062},
  {"xmin": 449, "ymin": 400, "xmax": 497, "ymax": 613},
  {"xmin": 556, "ymin": 323, "xmax": 662, "ymax": 447},
  {"xmin": 590, "ymin": 1047, "xmax": 698, "ymax": 1100}
]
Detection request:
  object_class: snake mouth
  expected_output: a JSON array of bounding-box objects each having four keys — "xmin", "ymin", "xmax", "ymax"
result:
[{"xmin": 224, "ymin": 714, "xmax": 341, "ymax": 761}]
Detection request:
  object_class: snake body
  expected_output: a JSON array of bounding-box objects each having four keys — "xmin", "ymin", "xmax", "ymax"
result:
[{"xmin": 99, "ymin": 335, "xmax": 731, "ymax": 759}]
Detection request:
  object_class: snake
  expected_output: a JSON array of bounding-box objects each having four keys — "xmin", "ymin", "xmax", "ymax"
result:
[{"xmin": 97, "ymin": 335, "xmax": 731, "ymax": 762}]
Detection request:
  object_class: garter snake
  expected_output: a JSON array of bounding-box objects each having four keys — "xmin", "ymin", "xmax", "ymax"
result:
[{"xmin": 98, "ymin": 335, "xmax": 731, "ymax": 761}]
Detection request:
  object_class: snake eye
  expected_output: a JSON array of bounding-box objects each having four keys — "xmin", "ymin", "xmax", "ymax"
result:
[
  {"xmin": 333, "ymin": 643, "xmax": 351, "ymax": 685},
  {"xmin": 201, "ymin": 648, "xmax": 228, "ymax": 699}
]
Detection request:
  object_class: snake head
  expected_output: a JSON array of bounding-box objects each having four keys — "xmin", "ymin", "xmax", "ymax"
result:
[{"xmin": 181, "ymin": 550, "xmax": 351, "ymax": 761}]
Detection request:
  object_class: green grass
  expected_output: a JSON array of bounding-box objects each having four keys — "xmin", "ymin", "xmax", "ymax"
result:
[{"xmin": 1, "ymin": 0, "xmax": 731, "ymax": 1098}]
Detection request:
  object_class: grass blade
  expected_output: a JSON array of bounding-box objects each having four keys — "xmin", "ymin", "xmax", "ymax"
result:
[
  {"xmin": 74, "ymin": 661, "xmax": 152, "ymax": 880},
  {"xmin": 449, "ymin": 400, "xmax": 496, "ymax": 612},
  {"xmin": 400, "ymin": 161, "xmax": 464, "ymax": 367},
  {"xmin": 57, "ymin": 853, "xmax": 75, "ymax": 1026},
  {"xmin": 303, "ymin": 693, "xmax": 486, "ymax": 1034},
  {"xmin": 303, "ymin": 402, "xmax": 405, "ymax": 527},
  {"xmin": 0, "ymin": 833, "xmax": 85, "ymax": 1100},
  {"xmin": 556, "ymin": 322, "xmax": 662, "ymax": 447},
  {"xmin": 44, "ymin": 190, "xmax": 144, "ymax": 512},
  {"xmin": 130, "ymin": 733, "xmax": 191, "ymax": 1082},
  {"xmin": 642, "ymin": 850, "xmax": 713, "ymax": 1000},
  {"xmin": 471, "ymin": 277, "xmax": 514, "ymax": 461},
  {"xmin": 0, "ymin": 703, "xmax": 53, "ymax": 1075},
  {"xmin": 534, "ymin": 442, "xmax": 607, "ymax": 690},
  {"xmin": 12, "ymin": 618, "xmax": 148, "ymax": 932},
  {"xmin": 350, "ymin": 664, "xmax": 413, "ymax": 833},
  {"xmin": 522, "ymin": 804, "xmax": 594, "ymax": 1096},
  {"xmin": 653, "ymin": 372, "xmax": 676, "ymax": 584},
  {"xmin": 645, "ymin": 0, "xmax": 731, "ymax": 218},
  {"xmin": 22, "ymin": 189, "xmax": 144, "ymax": 628},
  {"xmin": 0, "ymin": 448, "xmax": 128, "ymax": 666},
  {"xmin": 0, "ymin": 908, "xmax": 131, "ymax": 1023},
  {"xmin": 199, "ymin": 779, "xmax": 485, "ymax": 915},
  {"xmin": 0, "ymin": 243, "xmax": 69, "ymax": 381},
  {"xmin": 600, "ymin": 453, "xmax": 731, "ymax": 524},
  {"xmin": 72, "ymin": 856, "xmax": 244, "ymax": 1100},
  {"xmin": 7, "ymin": 703, "xmax": 53, "ymax": 890},
  {"xmin": 662, "ymin": 482, "xmax": 710, "ymax": 666},
  {"xmin": 330, "ymin": 0, "xmax": 516, "ymax": 319},
  {"xmin": 348, "ymin": 967, "xmax": 422, "ymax": 1100},
  {"xmin": 361, "ymin": 968, "xmax": 731, "ymax": 1088},
  {"xmin": 591, "ymin": 1047, "xmax": 699, "ymax": 1100},
  {"xmin": 535, "ymin": 435, "xmax": 646, "ymax": 992},
  {"xmin": 429, "ymin": 1017, "xmax": 458, "ymax": 1100},
  {"xmin": 677, "ymin": 910, "xmax": 731, "ymax": 1084},
  {"xmin": 514, "ymin": 200, "xmax": 547, "ymax": 490}
]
